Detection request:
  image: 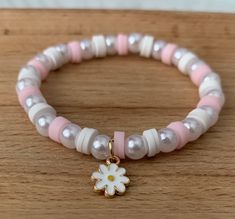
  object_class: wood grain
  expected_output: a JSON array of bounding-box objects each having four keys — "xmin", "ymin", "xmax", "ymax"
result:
[{"xmin": 0, "ymin": 9, "xmax": 234, "ymax": 219}]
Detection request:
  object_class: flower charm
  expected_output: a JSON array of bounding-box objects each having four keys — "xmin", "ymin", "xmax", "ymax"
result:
[{"xmin": 91, "ymin": 163, "xmax": 130, "ymax": 197}]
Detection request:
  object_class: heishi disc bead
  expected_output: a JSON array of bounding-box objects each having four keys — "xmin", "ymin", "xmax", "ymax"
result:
[
  {"xmin": 143, "ymin": 128, "xmax": 160, "ymax": 157},
  {"xmin": 116, "ymin": 34, "xmax": 128, "ymax": 56},
  {"xmin": 197, "ymin": 95, "xmax": 224, "ymax": 113},
  {"xmin": 113, "ymin": 131, "xmax": 125, "ymax": 159},
  {"xmin": 67, "ymin": 41, "xmax": 82, "ymax": 63},
  {"xmin": 139, "ymin": 35, "xmax": 154, "ymax": 58},
  {"xmin": 75, "ymin": 128, "xmax": 99, "ymax": 155},
  {"xmin": 28, "ymin": 102, "xmax": 56, "ymax": 124},
  {"xmin": 18, "ymin": 66, "xmax": 41, "ymax": 86},
  {"xmin": 92, "ymin": 35, "xmax": 107, "ymax": 57},
  {"xmin": 161, "ymin": 43, "xmax": 178, "ymax": 65},
  {"xmin": 178, "ymin": 52, "xmax": 197, "ymax": 74}
]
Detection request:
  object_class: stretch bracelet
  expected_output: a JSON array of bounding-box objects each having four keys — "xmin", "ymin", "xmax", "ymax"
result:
[{"xmin": 16, "ymin": 33, "xmax": 225, "ymax": 197}]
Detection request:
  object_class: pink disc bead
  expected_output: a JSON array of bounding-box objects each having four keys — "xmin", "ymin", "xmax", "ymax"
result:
[
  {"xmin": 190, "ymin": 63, "xmax": 212, "ymax": 86},
  {"xmin": 67, "ymin": 41, "xmax": 82, "ymax": 63},
  {"xmin": 197, "ymin": 95, "xmax": 223, "ymax": 113},
  {"xmin": 113, "ymin": 131, "xmax": 125, "ymax": 159},
  {"xmin": 116, "ymin": 34, "xmax": 128, "ymax": 56},
  {"xmin": 167, "ymin": 121, "xmax": 190, "ymax": 149},
  {"xmin": 17, "ymin": 86, "xmax": 42, "ymax": 106},
  {"xmin": 48, "ymin": 116, "xmax": 71, "ymax": 143},
  {"xmin": 161, "ymin": 43, "xmax": 178, "ymax": 65},
  {"xmin": 28, "ymin": 59, "xmax": 49, "ymax": 81}
]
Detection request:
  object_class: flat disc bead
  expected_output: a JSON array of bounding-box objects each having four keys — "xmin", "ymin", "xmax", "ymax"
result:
[
  {"xmin": 67, "ymin": 41, "xmax": 82, "ymax": 63},
  {"xmin": 28, "ymin": 102, "xmax": 56, "ymax": 124},
  {"xmin": 92, "ymin": 35, "xmax": 107, "ymax": 57},
  {"xmin": 18, "ymin": 66, "xmax": 41, "ymax": 86},
  {"xmin": 116, "ymin": 34, "xmax": 128, "ymax": 55},
  {"xmin": 143, "ymin": 128, "xmax": 160, "ymax": 157},
  {"xmin": 178, "ymin": 52, "xmax": 197, "ymax": 74},
  {"xmin": 139, "ymin": 35, "xmax": 154, "ymax": 58},
  {"xmin": 113, "ymin": 131, "xmax": 125, "ymax": 159},
  {"xmin": 161, "ymin": 43, "xmax": 178, "ymax": 65}
]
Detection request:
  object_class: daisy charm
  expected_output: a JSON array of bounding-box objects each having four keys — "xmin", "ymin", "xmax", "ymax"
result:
[{"xmin": 91, "ymin": 157, "xmax": 130, "ymax": 197}]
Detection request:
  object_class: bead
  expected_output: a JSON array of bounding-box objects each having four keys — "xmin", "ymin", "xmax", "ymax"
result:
[
  {"xmin": 92, "ymin": 35, "xmax": 107, "ymax": 57},
  {"xmin": 91, "ymin": 135, "xmax": 110, "ymax": 160},
  {"xmin": 35, "ymin": 53, "xmax": 53, "ymax": 70},
  {"xmin": 207, "ymin": 89, "xmax": 225, "ymax": 106},
  {"xmin": 152, "ymin": 40, "xmax": 166, "ymax": 60},
  {"xmin": 182, "ymin": 118, "xmax": 204, "ymax": 141},
  {"xmin": 35, "ymin": 113, "xmax": 56, "ymax": 137},
  {"xmin": 172, "ymin": 48, "xmax": 188, "ymax": 66},
  {"xmin": 113, "ymin": 131, "xmax": 125, "ymax": 159},
  {"xmin": 167, "ymin": 121, "xmax": 190, "ymax": 149},
  {"xmin": 105, "ymin": 35, "xmax": 117, "ymax": 55},
  {"xmin": 48, "ymin": 116, "xmax": 71, "ymax": 143},
  {"xmin": 67, "ymin": 41, "xmax": 82, "ymax": 63},
  {"xmin": 16, "ymin": 78, "xmax": 39, "ymax": 93},
  {"xmin": 28, "ymin": 102, "xmax": 56, "ymax": 124},
  {"xmin": 116, "ymin": 34, "xmax": 128, "ymax": 56},
  {"xmin": 197, "ymin": 95, "xmax": 223, "ymax": 113},
  {"xmin": 143, "ymin": 128, "xmax": 160, "ymax": 157},
  {"xmin": 128, "ymin": 33, "xmax": 142, "ymax": 53},
  {"xmin": 18, "ymin": 65, "xmax": 41, "ymax": 86},
  {"xmin": 75, "ymin": 127, "xmax": 98, "ymax": 154},
  {"xmin": 55, "ymin": 44, "xmax": 70, "ymax": 63},
  {"xmin": 60, "ymin": 123, "xmax": 81, "ymax": 149},
  {"xmin": 158, "ymin": 128, "xmax": 179, "ymax": 153},
  {"xmin": 161, "ymin": 43, "xmax": 178, "ymax": 65},
  {"xmin": 139, "ymin": 35, "xmax": 154, "ymax": 58},
  {"xmin": 24, "ymin": 94, "xmax": 46, "ymax": 112},
  {"xmin": 178, "ymin": 52, "xmax": 197, "ymax": 74},
  {"xmin": 17, "ymin": 86, "xmax": 42, "ymax": 106},
  {"xmin": 125, "ymin": 135, "xmax": 148, "ymax": 160},
  {"xmin": 199, "ymin": 106, "xmax": 219, "ymax": 127},
  {"xmin": 80, "ymin": 39, "xmax": 94, "ymax": 60}
]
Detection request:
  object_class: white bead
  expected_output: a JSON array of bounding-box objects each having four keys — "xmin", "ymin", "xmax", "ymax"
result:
[
  {"xmin": 35, "ymin": 113, "xmax": 56, "ymax": 137},
  {"xmin": 80, "ymin": 39, "xmax": 94, "ymax": 60},
  {"xmin": 91, "ymin": 135, "xmax": 110, "ymax": 160},
  {"xmin": 143, "ymin": 128, "xmax": 160, "ymax": 157},
  {"xmin": 140, "ymin": 35, "xmax": 154, "ymax": 58},
  {"xmin": 125, "ymin": 135, "xmax": 148, "ymax": 160},
  {"xmin": 18, "ymin": 66, "xmax": 41, "ymax": 86},
  {"xmin": 199, "ymin": 106, "xmax": 219, "ymax": 127},
  {"xmin": 158, "ymin": 128, "xmax": 178, "ymax": 153},
  {"xmin": 16, "ymin": 78, "xmax": 39, "ymax": 93},
  {"xmin": 172, "ymin": 48, "xmax": 188, "ymax": 66},
  {"xmin": 35, "ymin": 53, "xmax": 54, "ymax": 70},
  {"xmin": 152, "ymin": 40, "xmax": 166, "ymax": 60},
  {"xmin": 187, "ymin": 108, "xmax": 211, "ymax": 132},
  {"xmin": 178, "ymin": 52, "xmax": 197, "ymax": 74},
  {"xmin": 128, "ymin": 33, "xmax": 142, "ymax": 53},
  {"xmin": 28, "ymin": 102, "xmax": 56, "ymax": 124},
  {"xmin": 105, "ymin": 35, "xmax": 117, "ymax": 55},
  {"xmin": 75, "ymin": 127, "xmax": 98, "ymax": 154},
  {"xmin": 182, "ymin": 118, "xmax": 204, "ymax": 141},
  {"xmin": 199, "ymin": 76, "xmax": 222, "ymax": 98},
  {"xmin": 92, "ymin": 35, "xmax": 107, "ymax": 57},
  {"xmin": 23, "ymin": 95, "xmax": 46, "ymax": 112},
  {"xmin": 60, "ymin": 123, "xmax": 81, "ymax": 149}
]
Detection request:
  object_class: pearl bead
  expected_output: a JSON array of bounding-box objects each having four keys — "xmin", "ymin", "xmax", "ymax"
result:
[
  {"xmin": 55, "ymin": 44, "xmax": 70, "ymax": 63},
  {"xmin": 125, "ymin": 135, "xmax": 147, "ymax": 160},
  {"xmin": 128, "ymin": 33, "xmax": 142, "ymax": 53},
  {"xmin": 91, "ymin": 135, "xmax": 110, "ymax": 160},
  {"xmin": 182, "ymin": 118, "xmax": 204, "ymax": 141},
  {"xmin": 152, "ymin": 40, "xmax": 166, "ymax": 60},
  {"xmin": 201, "ymin": 72, "xmax": 221, "ymax": 85},
  {"xmin": 105, "ymin": 35, "xmax": 117, "ymax": 55},
  {"xmin": 35, "ymin": 53, "xmax": 53, "ymax": 70},
  {"xmin": 199, "ymin": 105, "xmax": 219, "ymax": 127},
  {"xmin": 16, "ymin": 78, "xmax": 38, "ymax": 93},
  {"xmin": 158, "ymin": 128, "xmax": 178, "ymax": 153},
  {"xmin": 24, "ymin": 95, "xmax": 46, "ymax": 112},
  {"xmin": 60, "ymin": 123, "xmax": 81, "ymax": 149},
  {"xmin": 187, "ymin": 59, "xmax": 203, "ymax": 74},
  {"xmin": 35, "ymin": 113, "xmax": 56, "ymax": 137},
  {"xmin": 172, "ymin": 48, "xmax": 188, "ymax": 66},
  {"xmin": 80, "ymin": 39, "xmax": 94, "ymax": 60}
]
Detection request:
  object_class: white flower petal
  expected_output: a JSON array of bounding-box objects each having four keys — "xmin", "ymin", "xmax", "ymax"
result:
[
  {"xmin": 95, "ymin": 180, "xmax": 106, "ymax": 190},
  {"xmin": 116, "ymin": 167, "xmax": 126, "ymax": 176},
  {"xmin": 108, "ymin": 163, "xmax": 118, "ymax": 172},
  {"xmin": 99, "ymin": 164, "xmax": 108, "ymax": 174},
  {"xmin": 115, "ymin": 182, "xmax": 126, "ymax": 194},
  {"xmin": 119, "ymin": 176, "xmax": 130, "ymax": 185},
  {"xmin": 92, "ymin": 171, "xmax": 103, "ymax": 180},
  {"xmin": 105, "ymin": 184, "xmax": 115, "ymax": 197}
]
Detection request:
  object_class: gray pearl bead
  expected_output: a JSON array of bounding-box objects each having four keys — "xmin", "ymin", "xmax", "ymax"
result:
[
  {"xmin": 91, "ymin": 135, "xmax": 110, "ymax": 160},
  {"xmin": 158, "ymin": 128, "xmax": 178, "ymax": 153},
  {"xmin": 105, "ymin": 35, "xmax": 117, "ymax": 55},
  {"xmin": 16, "ymin": 78, "xmax": 38, "ymax": 92},
  {"xmin": 35, "ymin": 113, "xmax": 56, "ymax": 137},
  {"xmin": 125, "ymin": 135, "xmax": 147, "ymax": 160},
  {"xmin": 152, "ymin": 40, "xmax": 166, "ymax": 60},
  {"xmin": 187, "ymin": 59, "xmax": 203, "ymax": 74},
  {"xmin": 80, "ymin": 39, "xmax": 94, "ymax": 60},
  {"xmin": 182, "ymin": 118, "xmax": 204, "ymax": 141},
  {"xmin": 172, "ymin": 48, "xmax": 188, "ymax": 66},
  {"xmin": 201, "ymin": 72, "xmax": 221, "ymax": 84},
  {"xmin": 55, "ymin": 44, "xmax": 70, "ymax": 63},
  {"xmin": 128, "ymin": 33, "xmax": 142, "ymax": 53},
  {"xmin": 24, "ymin": 95, "xmax": 46, "ymax": 112}
]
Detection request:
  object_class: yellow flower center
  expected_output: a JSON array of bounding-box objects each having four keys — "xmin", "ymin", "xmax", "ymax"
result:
[{"xmin": 107, "ymin": 175, "xmax": 115, "ymax": 181}]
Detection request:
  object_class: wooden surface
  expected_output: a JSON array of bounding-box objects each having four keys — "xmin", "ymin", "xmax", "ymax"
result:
[{"xmin": 0, "ymin": 9, "xmax": 234, "ymax": 219}]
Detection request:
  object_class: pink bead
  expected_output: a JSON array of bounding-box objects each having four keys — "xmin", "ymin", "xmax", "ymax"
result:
[
  {"xmin": 167, "ymin": 121, "xmax": 190, "ymax": 149},
  {"xmin": 113, "ymin": 131, "xmax": 125, "ymax": 159},
  {"xmin": 48, "ymin": 116, "xmax": 71, "ymax": 143},
  {"xmin": 67, "ymin": 41, "xmax": 82, "ymax": 63},
  {"xmin": 17, "ymin": 86, "xmax": 42, "ymax": 106},
  {"xmin": 190, "ymin": 63, "xmax": 212, "ymax": 86},
  {"xmin": 197, "ymin": 95, "xmax": 223, "ymax": 112},
  {"xmin": 116, "ymin": 34, "xmax": 128, "ymax": 56},
  {"xmin": 28, "ymin": 59, "xmax": 49, "ymax": 80},
  {"xmin": 161, "ymin": 43, "xmax": 178, "ymax": 65}
]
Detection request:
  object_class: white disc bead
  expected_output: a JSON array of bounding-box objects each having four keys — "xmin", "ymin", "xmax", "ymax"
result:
[
  {"xmin": 143, "ymin": 128, "xmax": 160, "ymax": 157},
  {"xmin": 18, "ymin": 66, "xmax": 41, "ymax": 86},
  {"xmin": 178, "ymin": 52, "xmax": 197, "ymax": 74},
  {"xmin": 92, "ymin": 35, "xmax": 107, "ymax": 57},
  {"xmin": 140, "ymin": 35, "xmax": 154, "ymax": 58}
]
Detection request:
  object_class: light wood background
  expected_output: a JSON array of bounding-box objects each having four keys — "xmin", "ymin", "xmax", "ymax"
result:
[{"xmin": 0, "ymin": 10, "xmax": 234, "ymax": 219}]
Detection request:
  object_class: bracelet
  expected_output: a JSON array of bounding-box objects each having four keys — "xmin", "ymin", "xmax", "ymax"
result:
[{"xmin": 16, "ymin": 33, "xmax": 225, "ymax": 198}]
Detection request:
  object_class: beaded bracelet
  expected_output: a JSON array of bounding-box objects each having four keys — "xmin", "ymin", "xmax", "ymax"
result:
[{"xmin": 16, "ymin": 33, "xmax": 225, "ymax": 198}]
